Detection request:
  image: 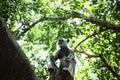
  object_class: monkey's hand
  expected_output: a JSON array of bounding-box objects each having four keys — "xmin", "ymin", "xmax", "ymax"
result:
[{"xmin": 50, "ymin": 54, "xmax": 58, "ymax": 69}]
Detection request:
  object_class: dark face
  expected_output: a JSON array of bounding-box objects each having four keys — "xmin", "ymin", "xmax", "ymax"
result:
[
  {"xmin": 58, "ymin": 39, "xmax": 64, "ymax": 45},
  {"xmin": 58, "ymin": 38, "xmax": 69, "ymax": 48}
]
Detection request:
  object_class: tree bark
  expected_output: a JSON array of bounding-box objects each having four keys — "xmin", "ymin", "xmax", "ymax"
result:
[
  {"xmin": 0, "ymin": 17, "xmax": 37, "ymax": 80},
  {"xmin": 48, "ymin": 67, "xmax": 73, "ymax": 80}
]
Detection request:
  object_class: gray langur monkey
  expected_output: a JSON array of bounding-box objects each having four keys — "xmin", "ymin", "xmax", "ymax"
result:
[{"xmin": 49, "ymin": 38, "xmax": 76, "ymax": 78}]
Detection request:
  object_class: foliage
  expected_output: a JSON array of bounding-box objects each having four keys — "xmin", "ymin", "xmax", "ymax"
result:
[{"xmin": 1, "ymin": 0, "xmax": 120, "ymax": 80}]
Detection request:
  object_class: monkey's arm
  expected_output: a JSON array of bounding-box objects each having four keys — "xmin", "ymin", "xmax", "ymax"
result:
[
  {"xmin": 50, "ymin": 53, "xmax": 59, "ymax": 69},
  {"xmin": 48, "ymin": 54, "xmax": 59, "ymax": 78},
  {"xmin": 53, "ymin": 51, "xmax": 61, "ymax": 61}
]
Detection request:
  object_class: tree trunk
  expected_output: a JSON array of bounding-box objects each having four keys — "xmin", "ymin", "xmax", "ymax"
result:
[
  {"xmin": 0, "ymin": 17, "xmax": 37, "ymax": 80},
  {"xmin": 48, "ymin": 67, "xmax": 73, "ymax": 80}
]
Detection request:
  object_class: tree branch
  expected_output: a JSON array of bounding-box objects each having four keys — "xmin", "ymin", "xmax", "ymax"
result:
[
  {"xmin": 75, "ymin": 49, "xmax": 120, "ymax": 79},
  {"xmin": 28, "ymin": 17, "xmax": 68, "ymax": 33},
  {"xmin": 74, "ymin": 31, "xmax": 97, "ymax": 50},
  {"xmin": 72, "ymin": 11, "xmax": 120, "ymax": 32},
  {"xmin": 74, "ymin": 28, "xmax": 107, "ymax": 50},
  {"xmin": 74, "ymin": 50, "xmax": 101, "ymax": 58},
  {"xmin": 15, "ymin": 10, "xmax": 120, "ymax": 38},
  {"xmin": 100, "ymin": 56, "xmax": 120, "ymax": 80},
  {"xmin": 15, "ymin": 16, "xmax": 68, "ymax": 38}
]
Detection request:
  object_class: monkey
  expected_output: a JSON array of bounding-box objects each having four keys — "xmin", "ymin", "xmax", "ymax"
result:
[{"xmin": 49, "ymin": 38, "xmax": 76, "ymax": 78}]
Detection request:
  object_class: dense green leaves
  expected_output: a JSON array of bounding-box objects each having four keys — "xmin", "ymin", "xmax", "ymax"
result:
[{"xmin": 1, "ymin": 0, "xmax": 120, "ymax": 80}]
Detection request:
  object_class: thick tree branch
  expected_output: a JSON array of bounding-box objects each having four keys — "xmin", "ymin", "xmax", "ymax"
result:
[
  {"xmin": 15, "ymin": 10, "xmax": 120, "ymax": 38},
  {"xmin": 72, "ymin": 11, "xmax": 120, "ymax": 32},
  {"xmin": 22, "ymin": 17, "xmax": 68, "ymax": 35},
  {"xmin": 15, "ymin": 17, "xmax": 68, "ymax": 38},
  {"xmin": 86, "ymin": 18, "xmax": 120, "ymax": 32}
]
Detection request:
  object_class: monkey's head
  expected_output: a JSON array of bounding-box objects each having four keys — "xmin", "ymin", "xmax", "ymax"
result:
[{"xmin": 58, "ymin": 38, "xmax": 69, "ymax": 48}]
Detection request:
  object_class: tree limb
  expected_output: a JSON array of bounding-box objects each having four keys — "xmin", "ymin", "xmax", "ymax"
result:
[
  {"xmin": 74, "ymin": 31, "xmax": 97, "ymax": 50},
  {"xmin": 15, "ymin": 17, "xmax": 68, "ymax": 38},
  {"xmin": 72, "ymin": 11, "xmax": 120, "ymax": 32},
  {"xmin": 75, "ymin": 49, "xmax": 120, "ymax": 79},
  {"xmin": 100, "ymin": 56, "xmax": 120, "ymax": 80},
  {"xmin": 74, "ymin": 50, "xmax": 101, "ymax": 58},
  {"xmin": 15, "ymin": 10, "xmax": 120, "ymax": 38},
  {"xmin": 23, "ymin": 17, "xmax": 68, "ymax": 35},
  {"xmin": 74, "ymin": 28, "xmax": 107, "ymax": 50}
]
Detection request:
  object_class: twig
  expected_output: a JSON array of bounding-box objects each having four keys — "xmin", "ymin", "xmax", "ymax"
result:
[{"xmin": 74, "ymin": 31, "xmax": 97, "ymax": 50}]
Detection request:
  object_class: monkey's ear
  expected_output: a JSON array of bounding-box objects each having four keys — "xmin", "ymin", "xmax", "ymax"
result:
[{"xmin": 67, "ymin": 39, "xmax": 69, "ymax": 43}]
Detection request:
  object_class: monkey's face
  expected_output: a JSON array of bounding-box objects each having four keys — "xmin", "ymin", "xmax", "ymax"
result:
[{"xmin": 58, "ymin": 38, "xmax": 69, "ymax": 48}]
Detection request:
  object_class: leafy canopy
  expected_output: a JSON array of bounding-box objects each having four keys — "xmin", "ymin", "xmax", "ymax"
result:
[{"xmin": 0, "ymin": 0, "xmax": 120, "ymax": 80}]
